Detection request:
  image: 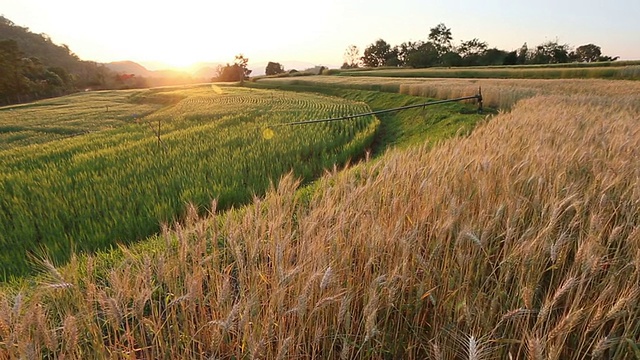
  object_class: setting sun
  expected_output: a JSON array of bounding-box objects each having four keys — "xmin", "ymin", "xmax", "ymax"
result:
[
  {"xmin": 161, "ymin": 55, "xmax": 202, "ymax": 70},
  {"xmin": 4, "ymin": 0, "xmax": 637, "ymax": 69}
]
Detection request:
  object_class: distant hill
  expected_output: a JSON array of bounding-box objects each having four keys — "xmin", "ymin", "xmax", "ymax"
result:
[
  {"xmin": 0, "ymin": 15, "xmax": 113, "ymax": 105},
  {"xmin": 0, "ymin": 15, "xmax": 210, "ymax": 105},
  {"xmin": 192, "ymin": 66, "xmax": 219, "ymax": 79},
  {"xmin": 186, "ymin": 62, "xmax": 224, "ymax": 79},
  {"xmin": 105, "ymin": 61, "xmax": 194, "ymax": 79},
  {"xmin": 104, "ymin": 61, "xmax": 155, "ymax": 77},
  {"xmin": 0, "ymin": 16, "xmax": 83, "ymax": 71}
]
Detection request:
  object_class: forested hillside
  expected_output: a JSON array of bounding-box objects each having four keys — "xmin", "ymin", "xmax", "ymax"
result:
[{"xmin": 0, "ymin": 16, "xmax": 112, "ymax": 105}]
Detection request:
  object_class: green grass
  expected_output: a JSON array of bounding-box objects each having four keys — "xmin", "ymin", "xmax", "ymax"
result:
[
  {"xmin": 247, "ymin": 80, "xmax": 487, "ymax": 154},
  {"xmin": 0, "ymin": 90, "xmax": 164, "ymax": 150},
  {"xmin": 326, "ymin": 89, "xmax": 486, "ymax": 151},
  {"xmin": 0, "ymin": 84, "xmax": 379, "ymax": 279}
]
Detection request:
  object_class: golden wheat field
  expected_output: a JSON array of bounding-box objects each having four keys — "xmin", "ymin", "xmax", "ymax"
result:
[{"xmin": 1, "ymin": 77, "xmax": 639, "ymax": 359}]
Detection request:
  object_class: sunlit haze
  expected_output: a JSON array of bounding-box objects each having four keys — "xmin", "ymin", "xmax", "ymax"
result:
[{"xmin": 3, "ymin": 0, "xmax": 639, "ymax": 69}]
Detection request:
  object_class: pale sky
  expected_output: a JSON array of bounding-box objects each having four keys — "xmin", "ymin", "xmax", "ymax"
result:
[{"xmin": 2, "ymin": 0, "xmax": 639, "ymax": 69}]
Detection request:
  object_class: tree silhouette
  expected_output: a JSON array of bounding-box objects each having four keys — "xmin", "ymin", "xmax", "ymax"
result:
[
  {"xmin": 214, "ymin": 54, "xmax": 252, "ymax": 82},
  {"xmin": 575, "ymin": 44, "xmax": 601, "ymax": 62},
  {"xmin": 342, "ymin": 45, "xmax": 361, "ymax": 69},
  {"xmin": 361, "ymin": 39, "xmax": 392, "ymax": 67},
  {"xmin": 265, "ymin": 61, "xmax": 284, "ymax": 75},
  {"xmin": 428, "ymin": 23, "xmax": 453, "ymax": 56}
]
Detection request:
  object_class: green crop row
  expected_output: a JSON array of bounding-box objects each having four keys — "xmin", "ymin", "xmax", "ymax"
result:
[
  {"xmin": 0, "ymin": 90, "xmax": 163, "ymax": 150},
  {"xmin": 0, "ymin": 85, "xmax": 378, "ymax": 279}
]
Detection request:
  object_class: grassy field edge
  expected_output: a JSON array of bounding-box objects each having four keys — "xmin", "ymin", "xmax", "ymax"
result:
[{"xmin": 330, "ymin": 62, "xmax": 640, "ymax": 80}]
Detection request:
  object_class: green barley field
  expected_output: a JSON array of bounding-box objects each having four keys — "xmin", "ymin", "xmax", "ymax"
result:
[{"xmin": 0, "ymin": 84, "xmax": 378, "ymax": 278}]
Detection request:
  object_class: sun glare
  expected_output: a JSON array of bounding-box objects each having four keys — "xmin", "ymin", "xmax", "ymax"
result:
[{"xmin": 163, "ymin": 55, "xmax": 199, "ymax": 70}]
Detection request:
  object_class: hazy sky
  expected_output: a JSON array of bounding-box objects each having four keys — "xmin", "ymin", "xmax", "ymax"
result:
[{"xmin": 2, "ymin": 0, "xmax": 639, "ymax": 69}]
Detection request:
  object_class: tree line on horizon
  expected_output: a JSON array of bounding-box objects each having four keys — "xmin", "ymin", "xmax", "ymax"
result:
[
  {"xmin": 1, "ymin": 15, "xmax": 624, "ymax": 106},
  {"xmin": 212, "ymin": 55, "xmax": 298, "ymax": 82},
  {"xmin": 343, "ymin": 23, "xmax": 618, "ymax": 69},
  {"xmin": 212, "ymin": 57, "xmax": 324, "ymax": 82}
]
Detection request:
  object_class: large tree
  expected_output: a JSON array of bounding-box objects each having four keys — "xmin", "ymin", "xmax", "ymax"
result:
[
  {"xmin": 342, "ymin": 45, "xmax": 361, "ymax": 69},
  {"xmin": 385, "ymin": 46, "xmax": 401, "ymax": 67},
  {"xmin": 479, "ymin": 48, "xmax": 509, "ymax": 66},
  {"xmin": 233, "ymin": 54, "xmax": 252, "ymax": 79},
  {"xmin": 575, "ymin": 44, "xmax": 601, "ymax": 63},
  {"xmin": 531, "ymin": 40, "xmax": 570, "ymax": 64},
  {"xmin": 458, "ymin": 38, "xmax": 488, "ymax": 66},
  {"xmin": 503, "ymin": 51, "xmax": 518, "ymax": 65},
  {"xmin": 398, "ymin": 41, "xmax": 439, "ymax": 68},
  {"xmin": 361, "ymin": 39, "xmax": 392, "ymax": 67},
  {"xmin": 517, "ymin": 43, "xmax": 529, "ymax": 65},
  {"xmin": 214, "ymin": 54, "xmax": 252, "ymax": 82},
  {"xmin": 428, "ymin": 23, "xmax": 453, "ymax": 56},
  {"xmin": 265, "ymin": 61, "xmax": 284, "ymax": 76},
  {"xmin": 397, "ymin": 41, "xmax": 420, "ymax": 66},
  {"xmin": 0, "ymin": 39, "xmax": 26, "ymax": 103}
]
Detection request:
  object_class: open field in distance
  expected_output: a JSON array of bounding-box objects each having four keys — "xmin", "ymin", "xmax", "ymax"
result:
[
  {"xmin": 258, "ymin": 75, "xmax": 640, "ymax": 109},
  {"xmin": 0, "ymin": 91, "xmax": 162, "ymax": 150},
  {"xmin": 334, "ymin": 63, "xmax": 640, "ymax": 80}
]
